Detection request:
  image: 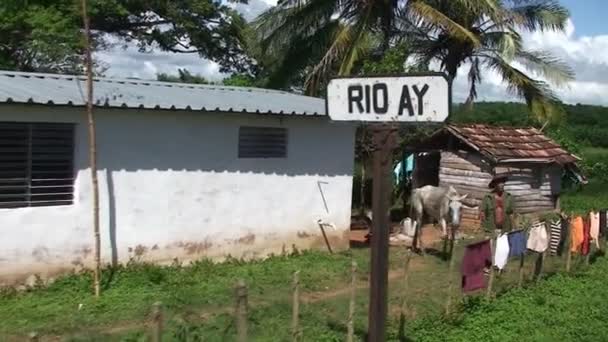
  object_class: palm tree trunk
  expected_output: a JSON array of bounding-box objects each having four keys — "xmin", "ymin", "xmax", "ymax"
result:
[{"xmin": 81, "ymin": 0, "xmax": 101, "ymax": 297}]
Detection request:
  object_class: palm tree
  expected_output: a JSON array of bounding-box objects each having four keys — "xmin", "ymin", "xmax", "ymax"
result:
[
  {"xmin": 253, "ymin": 0, "xmax": 491, "ymax": 95},
  {"xmin": 254, "ymin": 0, "xmax": 573, "ymax": 122},
  {"xmin": 408, "ymin": 0, "xmax": 574, "ymax": 122}
]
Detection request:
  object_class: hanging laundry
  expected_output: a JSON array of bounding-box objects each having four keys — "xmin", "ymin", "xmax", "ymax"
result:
[
  {"xmin": 582, "ymin": 216, "xmax": 591, "ymax": 256},
  {"xmin": 508, "ymin": 230, "xmax": 526, "ymax": 257},
  {"xmin": 549, "ymin": 218, "xmax": 561, "ymax": 255},
  {"xmin": 494, "ymin": 234, "xmax": 510, "ymax": 270},
  {"xmin": 558, "ymin": 216, "xmax": 570, "ymax": 256},
  {"xmin": 571, "ymin": 216, "xmax": 585, "ymax": 254},
  {"xmin": 461, "ymin": 240, "xmax": 492, "ymax": 293},
  {"xmin": 590, "ymin": 212, "xmax": 600, "ymax": 249},
  {"xmin": 600, "ymin": 209, "xmax": 607, "ymax": 237},
  {"xmin": 527, "ymin": 221, "xmax": 548, "ymax": 253}
]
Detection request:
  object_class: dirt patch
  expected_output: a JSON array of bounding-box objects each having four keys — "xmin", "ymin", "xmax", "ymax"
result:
[{"xmin": 237, "ymin": 233, "xmax": 256, "ymax": 245}]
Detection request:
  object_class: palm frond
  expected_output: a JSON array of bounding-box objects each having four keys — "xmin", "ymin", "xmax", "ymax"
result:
[
  {"xmin": 515, "ymin": 49, "xmax": 574, "ymax": 86},
  {"xmin": 481, "ymin": 31, "xmax": 522, "ymax": 61},
  {"xmin": 466, "ymin": 57, "xmax": 482, "ymax": 105},
  {"xmin": 408, "ymin": 0, "xmax": 481, "ymax": 47},
  {"xmin": 253, "ymin": 0, "xmax": 337, "ymax": 55},
  {"xmin": 510, "ymin": 0, "xmax": 569, "ymax": 32},
  {"xmin": 485, "ymin": 55, "xmax": 564, "ymax": 122}
]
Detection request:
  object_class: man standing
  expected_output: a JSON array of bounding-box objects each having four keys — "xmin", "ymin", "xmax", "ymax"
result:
[{"xmin": 481, "ymin": 175, "xmax": 515, "ymax": 234}]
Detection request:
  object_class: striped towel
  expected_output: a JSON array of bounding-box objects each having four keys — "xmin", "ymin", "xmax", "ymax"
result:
[{"xmin": 549, "ymin": 219, "xmax": 561, "ymax": 255}]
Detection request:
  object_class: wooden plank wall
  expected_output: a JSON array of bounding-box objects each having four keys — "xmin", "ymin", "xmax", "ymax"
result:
[
  {"xmin": 495, "ymin": 164, "xmax": 559, "ymax": 214},
  {"xmin": 438, "ymin": 151, "xmax": 493, "ymax": 223}
]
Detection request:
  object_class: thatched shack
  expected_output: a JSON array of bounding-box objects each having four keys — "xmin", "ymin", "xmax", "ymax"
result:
[{"xmin": 410, "ymin": 124, "xmax": 582, "ymax": 225}]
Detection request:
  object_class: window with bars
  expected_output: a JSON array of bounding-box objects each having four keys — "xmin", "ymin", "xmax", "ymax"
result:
[
  {"xmin": 238, "ymin": 126, "xmax": 288, "ymax": 158},
  {"xmin": 0, "ymin": 122, "xmax": 75, "ymax": 208}
]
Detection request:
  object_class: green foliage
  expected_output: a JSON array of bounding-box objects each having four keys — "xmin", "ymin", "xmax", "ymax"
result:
[
  {"xmin": 0, "ymin": 0, "xmax": 251, "ymax": 74},
  {"xmin": 221, "ymin": 73, "xmax": 257, "ymax": 87},
  {"xmin": 400, "ymin": 257, "xmax": 608, "ymax": 342},
  {"xmin": 157, "ymin": 69, "xmax": 209, "ymax": 84}
]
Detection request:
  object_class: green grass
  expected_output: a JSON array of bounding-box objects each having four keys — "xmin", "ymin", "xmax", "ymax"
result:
[
  {"xmin": 403, "ymin": 252, "xmax": 608, "ymax": 342},
  {"xmin": 1, "ymin": 232, "xmax": 590, "ymax": 341}
]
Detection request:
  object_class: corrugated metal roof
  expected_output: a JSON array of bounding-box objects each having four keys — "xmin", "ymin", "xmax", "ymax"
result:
[
  {"xmin": 446, "ymin": 124, "xmax": 579, "ymax": 165},
  {"xmin": 0, "ymin": 71, "xmax": 326, "ymax": 116}
]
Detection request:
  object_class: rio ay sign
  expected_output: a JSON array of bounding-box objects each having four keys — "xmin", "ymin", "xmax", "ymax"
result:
[{"xmin": 326, "ymin": 73, "xmax": 451, "ymax": 122}]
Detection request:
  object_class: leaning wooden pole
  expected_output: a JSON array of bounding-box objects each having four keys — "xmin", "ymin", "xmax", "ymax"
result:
[{"xmin": 80, "ymin": 0, "xmax": 101, "ymax": 297}]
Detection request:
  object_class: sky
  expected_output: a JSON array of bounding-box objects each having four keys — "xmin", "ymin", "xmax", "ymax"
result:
[{"xmin": 95, "ymin": 0, "xmax": 608, "ymax": 106}]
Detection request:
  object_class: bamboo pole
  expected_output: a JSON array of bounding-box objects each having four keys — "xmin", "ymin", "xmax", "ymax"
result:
[
  {"xmin": 235, "ymin": 279, "xmax": 248, "ymax": 342},
  {"xmin": 80, "ymin": 0, "xmax": 101, "ymax": 298},
  {"xmin": 292, "ymin": 271, "xmax": 301, "ymax": 342},
  {"xmin": 151, "ymin": 302, "xmax": 163, "ymax": 342},
  {"xmin": 346, "ymin": 261, "xmax": 357, "ymax": 342}
]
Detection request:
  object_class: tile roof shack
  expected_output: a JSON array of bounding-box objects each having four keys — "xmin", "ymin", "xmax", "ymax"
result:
[
  {"xmin": 0, "ymin": 71, "xmax": 326, "ymax": 116},
  {"xmin": 416, "ymin": 124, "xmax": 580, "ymax": 165},
  {"xmin": 410, "ymin": 124, "xmax": 582, "ymax": 222}
]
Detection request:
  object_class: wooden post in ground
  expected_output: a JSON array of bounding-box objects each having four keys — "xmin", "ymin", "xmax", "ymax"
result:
[
  {"xmin": 151, "ymin": 302, "xmax": 163, "ymax": 342},
  {"xmin": 445, "ymin": 230, "xmax": 457, "ymax": 314},
  {"xmin": 235, "ymin": 279, "xmax": 248, "ymax": 342},
  {"xmin": 368, "ymin": 126, "xmax": 398, "ymax": 342},
  {"xmin": 347, "ymin": 261, "xmax": 357, "ymax": 342},
  {"xmin": 292, "ymin": 271, "xmax": 301, "ymax": 342},
  {"xmin": 518, "ymin": 253, "xmax": 525, "ymax": 288},
  {"xmin": 533, "ymin": 251, "xmax": 545, "ymax": 283},
  {"xmin": 486, "ymin": 234, "xmax": 496, "ymax": 300},
  {"xmin": 566, "ymin": 223, "xmax": 573, "ymax": 273}
]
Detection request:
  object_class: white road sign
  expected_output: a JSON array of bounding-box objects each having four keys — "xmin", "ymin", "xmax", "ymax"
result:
[{"xmin": 326, "ymin": 74, "xmax": 451, "ymax": 122}]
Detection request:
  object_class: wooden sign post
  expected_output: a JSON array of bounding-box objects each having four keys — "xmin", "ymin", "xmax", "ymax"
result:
[{"xmin": 326, "ymin": 73, "xmax": 451, "ymax": 341}]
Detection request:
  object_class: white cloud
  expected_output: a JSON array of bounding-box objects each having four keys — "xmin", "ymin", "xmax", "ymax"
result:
[
  {"xmin": 449, "ymin": 19, "xmax": 608, "ymax": 105},
  {"xmin": 96, "ymin": 6, "xmax": 608, "ymax": 106}
]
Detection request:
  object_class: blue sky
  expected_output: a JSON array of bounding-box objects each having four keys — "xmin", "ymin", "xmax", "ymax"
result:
[
  {"xmin": 561, "ymin": 0, "xmax": 608, "ymax": 36},
  {"xmin": 96, "ymin": 0, "xmax": 608, "ymax": 106}
]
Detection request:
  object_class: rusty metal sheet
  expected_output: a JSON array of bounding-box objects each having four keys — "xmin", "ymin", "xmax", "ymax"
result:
[{"xmin": 448, "ymin": 124, "xmax": 578, "ymax": 164}]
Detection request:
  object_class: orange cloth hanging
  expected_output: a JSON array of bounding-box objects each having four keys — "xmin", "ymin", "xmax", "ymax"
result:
[{"xmin": 571, "ymin": 216, "xmax": 585, "ymax": 253}]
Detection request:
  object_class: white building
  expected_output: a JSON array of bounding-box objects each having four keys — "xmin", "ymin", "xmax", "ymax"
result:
[{"xmin": 0, "ymin": 71, "xmax": 356, "ymax": 285}]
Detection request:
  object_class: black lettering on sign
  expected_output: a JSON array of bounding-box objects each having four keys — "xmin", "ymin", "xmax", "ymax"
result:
[
  {"xmin": 347, "ymin": 85, "xmax": 364, "ymax": 113},
  {"xmin": 412, "ymin": 84, "xmax": 429, "ymax": 116},
  {"xmin": 364, "ymin": 85, "xmax": 371, "ymax": 113},
  {"xmin": 372, "ymin": 83, "xmax": 388, "ymax": 114},
  {"xmin": 398, "ymin": 83, "xmax": 430, "ymax": 116},
  {"xmin": 398, "ymin": 85, "xmax": 414, "ymax": 116}
]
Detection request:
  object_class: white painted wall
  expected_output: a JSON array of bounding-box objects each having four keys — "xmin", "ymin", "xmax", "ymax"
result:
[{"xmin": 0, "ymin": 105, "xmax": 356, "ymax": 284}]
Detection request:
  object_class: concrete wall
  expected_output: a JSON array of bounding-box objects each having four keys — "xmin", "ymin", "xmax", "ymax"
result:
[{"xmin": 0, "ymin": 105, "xmax": 356, "ymax": 285}]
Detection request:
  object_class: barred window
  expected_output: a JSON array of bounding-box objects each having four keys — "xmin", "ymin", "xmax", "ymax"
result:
[
  {"xmin": 0, "ymin": 122, "xmax": 75, "ymax": 208},
  {"xmin": 238, "ymin": 126, "xmax": 287, "ymax": 158}
]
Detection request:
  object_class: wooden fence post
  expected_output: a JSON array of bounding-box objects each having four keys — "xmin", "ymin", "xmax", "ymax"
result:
[
  {"xmin": 566, "ymin": 225, "xmax": 573, "ymax": 273},
  {"xmin": 151, "ymin": 302, "xmax": 163, "ymax": 342},
  {"xmin": 445, "ymin": 231, "xmax": 457, "ymax": 315},
  {"xmin": 518, "ymin": 253, "xmax": 525, "ymax": 288},
  {"xmin": 235, "ymin": 279, "xmax": 248, "ymax": 342},
  {"xmin": 486, "ymin": 234, "xmax": 496, "ymax": 300},
  {"xmin": 292, "ymin": 271, "xmax": 301, "ymax": 342},
  {"xmin": 347, "ymin": 261, "xmax": 357, "ymax": 342},
  {"xmin": 533, "ymin": 251, "xmax": 545, "ymax": 283}
]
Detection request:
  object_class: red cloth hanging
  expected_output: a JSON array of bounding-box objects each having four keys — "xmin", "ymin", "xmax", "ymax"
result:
[
  {"xmin": 582, "ymin": 216, "xmax": 591, "ymax": 256},
  {"xmin": 461, "ymin": 239, "xmax": 492, "ymax": 293}
]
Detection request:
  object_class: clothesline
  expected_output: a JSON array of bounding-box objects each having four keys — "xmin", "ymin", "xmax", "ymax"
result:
[{"xmin": 461, "ymin": 209, "xmax": 608, "ymax": 294}]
